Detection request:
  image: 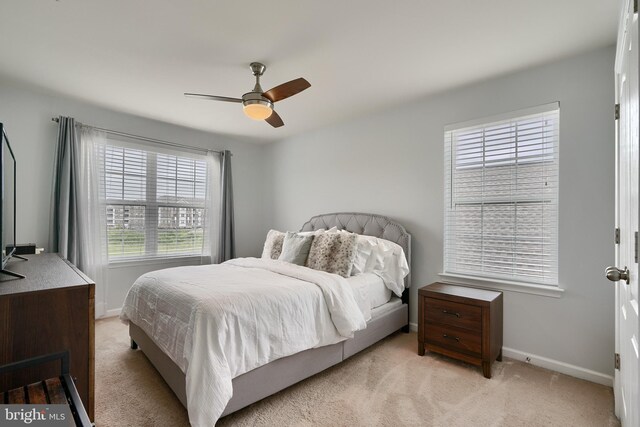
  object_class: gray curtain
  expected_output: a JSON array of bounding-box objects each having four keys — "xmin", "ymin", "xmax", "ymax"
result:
[
  {"xmin": 50, "ymin": 116, "xmax": 80, "ymax": 263},
  {"xmin": 218, "ymin": 150, "xmax": 235, "ymax": 262},
  {"xmin": 51, "ymin": 117, "xmax": 108, "ymax": 316}
]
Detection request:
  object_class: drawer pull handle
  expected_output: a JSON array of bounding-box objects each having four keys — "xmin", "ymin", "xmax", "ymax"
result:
[
  {"xmin": 442, "ymin": 334, "xmax": 460, "ymax": 342},
  {"xmin": 442, "ymin": 309, "xmax": 460, "ymax": 318}
]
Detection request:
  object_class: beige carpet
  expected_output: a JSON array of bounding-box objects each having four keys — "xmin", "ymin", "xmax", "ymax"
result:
[{"xmin": 95, "ymin": 317, "xmax": 619, "ymax": 426}]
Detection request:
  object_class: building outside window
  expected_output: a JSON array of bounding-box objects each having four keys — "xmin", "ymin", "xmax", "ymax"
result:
[{"xmin": 104, "ymin": 142, "xmax": 210, "ymax": 260}]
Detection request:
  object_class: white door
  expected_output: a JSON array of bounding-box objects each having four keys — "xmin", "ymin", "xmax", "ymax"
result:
[{"xmin": 611, "ymin": 1, "xmax": 640, "ymax": 425}]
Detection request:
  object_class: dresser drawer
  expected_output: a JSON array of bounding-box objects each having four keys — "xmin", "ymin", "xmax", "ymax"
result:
[
  {"xmin": 424, "ymin": 297, "xmax": 482, "ymax": 331},
  {"xmin": 425, "ymin": 323, "xmax": 482, "ymax": 357}
]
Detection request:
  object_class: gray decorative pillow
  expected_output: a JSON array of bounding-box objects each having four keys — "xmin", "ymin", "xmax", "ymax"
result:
[
  {"xmin": 306, "ymin": 232, "xmax": 358, "ymax": 278},
  {"xmin": 278, "ymin": 232, "xmax": 315, "ymax": 265},
  {"xmin": 261, "ymin": 229, "xmax": 285, "ymax": 259}
]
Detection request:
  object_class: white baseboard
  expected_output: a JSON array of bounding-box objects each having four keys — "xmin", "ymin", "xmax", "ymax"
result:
[
  {"xmin": 104, "ymin": 307, "xmax": 122, "ymax": 318},
  {"xmin": 95, "ymin": 302, "xmax": 106, "ymax": 319},
  {"xmin": 95, "ymin": 307, "xmax": 121, "ymax": 319},
  {"xmin": 410, "ymin": 322, "xmax": 612, "ymax": 386},
  {"xmin": 501, "ymin": 347, "xmax": 613, "ymax": 387}
]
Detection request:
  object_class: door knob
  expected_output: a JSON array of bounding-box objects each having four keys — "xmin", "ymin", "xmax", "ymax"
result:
[{"xmin": 605, "ymin": 266, "xmax": 630, "ymax": 284}]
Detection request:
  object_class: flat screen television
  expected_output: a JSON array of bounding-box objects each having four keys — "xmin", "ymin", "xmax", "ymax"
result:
[{"xmin": 0, "ymin": 123, "xmax": 24, "ymax": 279}]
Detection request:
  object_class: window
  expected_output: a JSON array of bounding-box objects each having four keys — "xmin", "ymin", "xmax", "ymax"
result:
[
  {"xmin": 104, "ymin": 141, "xmax": 211, "ymax": 261},
  {"xmin": 444, "ymin": 103, "xmax": 559, "ymax": 285}
]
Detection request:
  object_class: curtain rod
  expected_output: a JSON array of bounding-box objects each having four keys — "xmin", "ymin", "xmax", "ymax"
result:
[{"xmin": 51, "ymin": 117, "xmax": 227, "ymax": 155}]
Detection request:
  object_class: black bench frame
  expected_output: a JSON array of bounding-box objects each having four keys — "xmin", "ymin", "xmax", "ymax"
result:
[{"xmin": 0, "ymin": 351, "xmax": 92, "ymax": 427}]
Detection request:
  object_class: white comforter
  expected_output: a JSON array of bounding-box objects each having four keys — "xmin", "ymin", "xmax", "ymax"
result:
[{"xmin": 120, "ymin": 257, "xmax": 367, "ymax": 426}]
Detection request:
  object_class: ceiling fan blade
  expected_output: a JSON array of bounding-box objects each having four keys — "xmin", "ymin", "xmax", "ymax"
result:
[
  {"xmin": 265, "ymin": 110, "xmax": 284, "ymax": 128},
  {"xmin": 184, "ymin": 93, "xmax": 243, "ymax": 103},
  {"xmin": 262, "ymin": 78, "xmax": 311, "ymax": 103}
]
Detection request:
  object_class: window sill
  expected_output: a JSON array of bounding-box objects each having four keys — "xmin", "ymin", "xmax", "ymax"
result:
[
  {"xmin": 437, "ymin": 273, "xmax": 564, "ymax": 298},
  {"xmin": 108, "ymin": 255, "xmax": 205, "ymax": 269}
]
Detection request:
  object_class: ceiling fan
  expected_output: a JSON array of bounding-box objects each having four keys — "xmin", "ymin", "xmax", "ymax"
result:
[{"xmin": 185, "ymin": 62, "xmax": 311, "ymax": 128}]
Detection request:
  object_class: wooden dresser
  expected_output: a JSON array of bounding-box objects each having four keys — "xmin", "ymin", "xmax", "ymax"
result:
[
  {"xmin": 0, "ymin": 254, "xmax": 94, "ymax": 420},
  {"xmin": 418, "ymin": 282, "xmax": 502, "ymax": 378}
]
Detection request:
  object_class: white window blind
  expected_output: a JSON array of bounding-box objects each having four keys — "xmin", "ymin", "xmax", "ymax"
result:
[
  {"xmin": 103, "ymin": 139, "xmax": 212, "ymax": 261},
  {"xmin": 444, "ymin": 103, "xmax": 559, "ymax": 285}
]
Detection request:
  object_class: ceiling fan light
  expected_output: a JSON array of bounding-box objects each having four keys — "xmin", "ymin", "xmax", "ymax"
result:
[{"xmin": 243, "ymin": 102, "xmax": 273, "ymax": 120}]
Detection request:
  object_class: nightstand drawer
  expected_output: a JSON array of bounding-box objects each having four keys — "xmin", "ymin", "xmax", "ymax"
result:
[
  {"xmin": 425, "ymin": 323, "xmax": 482, "ymax": 356},
  {"xmin": 424, "ymin": 297, "xmax": 482, "ymax": 331}
]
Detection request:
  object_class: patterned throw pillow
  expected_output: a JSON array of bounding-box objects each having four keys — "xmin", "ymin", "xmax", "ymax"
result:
[
  {"xmin": 261, "ymin": 229, "xmax": 285, "ymax": 259},
  {"xmin": 306, "ymin": 231, "xmax": 358, "ymax": 278}
]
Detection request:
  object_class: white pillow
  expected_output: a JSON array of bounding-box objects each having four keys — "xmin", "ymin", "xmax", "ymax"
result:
[
  {"xmin": 352, "ymin": 235, "xmax": 409, "ymax": 297},
  {"xmin": 373, "ymin": 247, "xmax": 409, "ymax": 297},
  {"xmin": 298, "ymin": 228, "xmax": 326, "ymax": 236},
  {"xmin": 261, "ymin": 229, "xmax": 285, "ymax": 259},
  {"xmin": 350, "ymin": 237, "xmax": 376, "ymax": 275}
]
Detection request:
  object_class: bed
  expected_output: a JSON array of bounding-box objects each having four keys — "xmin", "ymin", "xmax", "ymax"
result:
[{"xmin": 122, "ymin": 212, "xmax": 411, "ymax": 425}]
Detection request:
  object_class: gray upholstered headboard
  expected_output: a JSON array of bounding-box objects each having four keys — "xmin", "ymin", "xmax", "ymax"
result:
[{"xmin": 300, "ymin": 212, "xmax": 412, "ymax": 299}]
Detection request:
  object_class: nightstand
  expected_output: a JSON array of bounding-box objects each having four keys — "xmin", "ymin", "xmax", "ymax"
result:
[{"xmin": 418, "ymin": 282, "xmax": 503, "ymax": 378}]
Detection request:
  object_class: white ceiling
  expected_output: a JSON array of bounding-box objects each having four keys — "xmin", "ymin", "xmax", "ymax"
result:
[{"xmin": 1, "ymin": 1, "xmax": 618, "ymax": 143}]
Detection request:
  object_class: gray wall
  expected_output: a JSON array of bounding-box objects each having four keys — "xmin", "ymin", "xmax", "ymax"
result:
[
  {"xmin": 264, "ymin": 46, "xmax": 616, "ymax": 377},
  {"xmin": 0, "ymin": 76, "xmax": 268, "ymax": 314},
  {"xmin": 0, "ymin": 44, "xmax": 616, "ymax": 378}
]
